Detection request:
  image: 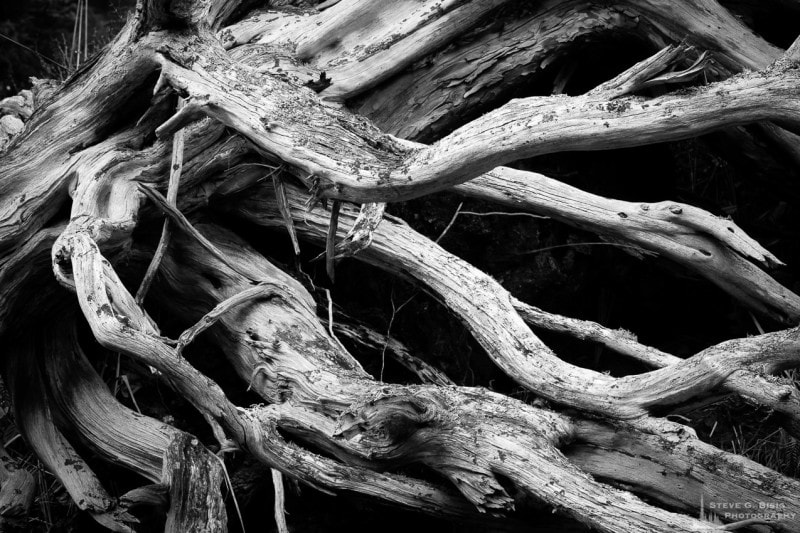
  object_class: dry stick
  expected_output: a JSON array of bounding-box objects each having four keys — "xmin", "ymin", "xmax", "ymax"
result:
[
  {"xmin": 459, "ymin": 211, "xmax": 548, "ymax": 219},
  {"xmin": 136, "ymin": 97, "xmax": 186, "ymax": 304},
  {"xmin": 83, "ymin": 0, "xmax": 88, "ymax": 64},
  {"xmin": 120, "ymin": 375, "xmax": 142, "ymax": 414},
  {"xmin": 588, "ymin": 45, "xmax": 708, "ymax": 99},
  {"xmin": 514, "ymin": 242, "xmax": 650, "ymax": 256},
  {"xmin": 113, "ymin": 353, "xmax": 122, "ymax": 396},
  {"xmin": 380, "ymin": 290, "xmax": 416, "ymax": 382},
  {"xmin": 138, "ymin": 184, "xmax": 257, "ymax": 282},
  {"xmin": 720, "ymin": 517, "xmax": 777, "ymax": 531},
  {"xmin": 70, "ymin": 0, "xmax": 80, "ymax": 70},
  {"xmin": 203, "ymin": 413, "xmax": 231, "ymax": 451},
  {"xmin": 76, "ymin": 0, "xmax": 83, "ymax": 67},
  {"xmin": 323, "ymin": 288, "xmax": 348, "ymax": 354},
  {"xmin": 271, "ymin": 469, "xmax": 289, "ymax": 533},
  {"xmin": 435, "ymin": 205, "xmax": 551, "ymax": 244},
  {"xmin": 326, "ymin": 201, "xmax": 341, "ymax": 282},
  {"xmin": 211, "ymin": 453, "xmax": 246, "ymax": 533},
  {"xmin": 325, "ymin": 289, "xmax": 336, "ymax": 339},
  {"xmin": 434, "ymin": 202, "xmax": 463, "ymax": 243},
  {"xmin": 272, "ymin": 173, "xmax": 301, "ymax": 255},
  {"xmin": 0, "ymin": 33, "xmax": 67, "ymax": 71},
  {"xmin": 331, "ymin": 321, "xmax": 455, "ymax": 386},
  {"xmin": 176, "ymin": 282, "xmax": 282, "ymax": 356}
]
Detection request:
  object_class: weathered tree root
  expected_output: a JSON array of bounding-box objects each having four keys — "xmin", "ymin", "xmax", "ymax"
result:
[
  {"xmin": 213, "ymin": 184, "xmax": 800, "ymax": 530},
  {"xmin": 568, "ymin": 419, "xmax": 800, "ymax": 529},
  {"xmin": 330, "ymin": 309, "xmax": 800, "ymax": 532},
  {"xmin": 334, "ymin": 0, "xmax": 785, "ymax": 138},
  {"xmin": 225, "ymin": 182, "xmax": 800, "ymax": 425},
  {"xmin": 5, "ymin": 308, "xmax": 229, "ymax": 532},
  {"xmin": 152, "ymin": 29, "xmax": 800, "ymax": 322},
  {"xmin": 214, "ymin": 4, "xmax": 800, "ymax": 322},
  {"xmin": 456, "ymin": 167, "xmax": 800, "ymax": 323},
  {"xmin": 154, "ymin": 29, "xmax": 800, "ymax": 204},
  {"xmin": 149, "ymin": 223, "xmax": 738, "ymax": 532},
  {"xmin": 0, "ymin": 0, "xmax": 797, "ymax": 530},
  {"xmin": 5, "ymin": 334, "xmax": 136, "ymax": 531},
  {"xmin": 50, "ymin": 223, "xmax": 491, "ymax": 525}
]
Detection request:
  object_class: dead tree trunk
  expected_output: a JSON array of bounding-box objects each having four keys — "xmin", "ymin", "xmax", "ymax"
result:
[{"xmin": 1, "ymin": 0, "xmax": 800, "ymax": 531}]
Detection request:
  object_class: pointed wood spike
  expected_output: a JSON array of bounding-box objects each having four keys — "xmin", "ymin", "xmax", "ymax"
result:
[
  {"xmin": 272, "ymin": 173, "xmax": 301, "ymax": 255},
  {"xmin": 326, "ymin": 200, "xmax": 341, "ymax": 282}
]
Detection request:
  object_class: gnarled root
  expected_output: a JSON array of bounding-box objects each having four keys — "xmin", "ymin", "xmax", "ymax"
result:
[{"xmin": 145, "ymin": 222, "xmax": 795, "ymax": 531}]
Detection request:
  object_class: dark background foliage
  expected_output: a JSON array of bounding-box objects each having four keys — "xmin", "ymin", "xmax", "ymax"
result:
[{"xmin": 0, "ymin": 0, "xmax": 129, "ymax": 97}]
